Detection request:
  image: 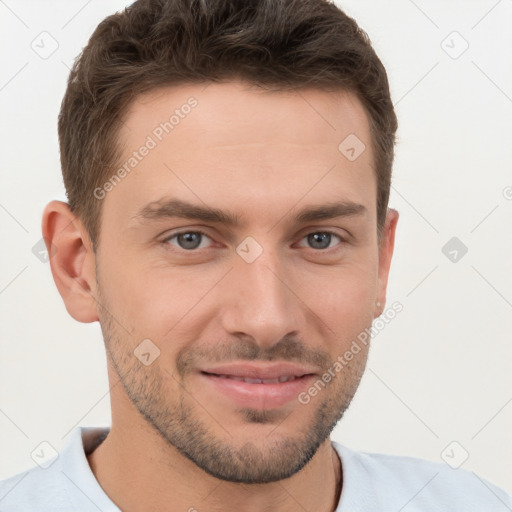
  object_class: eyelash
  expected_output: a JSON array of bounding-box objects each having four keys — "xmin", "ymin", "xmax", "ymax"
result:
[{"xmin": 161, "ymin": 229, "xmax": 346, "ymax": 252}]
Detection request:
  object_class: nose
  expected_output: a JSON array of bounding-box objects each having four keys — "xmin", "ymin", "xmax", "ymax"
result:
[{"xmin": 219, "ymin": 245, "xmax": 302, "ymax": 348}]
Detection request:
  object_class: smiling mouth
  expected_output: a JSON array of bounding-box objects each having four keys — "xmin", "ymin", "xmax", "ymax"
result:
[
  {"xmin": 200, "ymin": 371, "xmax": 306, "ymax": 384},
  {"xmin": 196, "ymin": 361, "xmax": 320, "ymax": 409}
]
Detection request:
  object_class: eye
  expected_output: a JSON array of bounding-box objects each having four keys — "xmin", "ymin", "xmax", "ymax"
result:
[
  {"xmin": 163, "ymin": 230, "xmax": 213, "ymax": 250},
  {"xmin": 297, "ymin": 231, "xmax": 344, "ymax": 250}
]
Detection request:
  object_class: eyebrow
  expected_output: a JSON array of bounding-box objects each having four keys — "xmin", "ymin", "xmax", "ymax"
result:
[{"xmin": 133, "ymin": 198, "xmax": 367, "ymax": 227}]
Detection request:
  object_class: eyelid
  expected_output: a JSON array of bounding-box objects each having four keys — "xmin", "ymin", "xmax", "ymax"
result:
[
  {"xmin": 295, "ymin": 223, "xmax": 350, "ymax": 240},
  {"xmin": 161, "ymin": 228, "xmax": 348, "ymax": 252},
  {"xmin": 294, "ymin": 230, "xmax": 345, "ymax": 249},
  {"xmin": 161, "ymin": 229, "xmax": 215, "ymax": 248}
]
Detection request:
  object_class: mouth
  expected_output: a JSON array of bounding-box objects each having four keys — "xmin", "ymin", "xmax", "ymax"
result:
[
  {"xmin": 197, "ymin": 363, "xmax": 318, "ymax": 410},
  {"xmin": 201, "ymin": 373, "xmax": 303, "ymax": 384}
]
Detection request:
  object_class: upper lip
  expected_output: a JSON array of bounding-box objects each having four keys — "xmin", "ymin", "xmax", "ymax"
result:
[{"xmin": 198, "ymin": 362, "xmax": 318, "ymax": 380}]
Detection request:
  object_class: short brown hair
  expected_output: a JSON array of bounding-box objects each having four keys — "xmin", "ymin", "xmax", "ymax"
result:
[{"xmin": 58, "ymin": 0, "xmax": 397, "ymax": 246}]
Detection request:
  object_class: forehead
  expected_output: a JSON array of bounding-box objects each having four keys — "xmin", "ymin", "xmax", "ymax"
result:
[
  {"xmin": 104, "ymin": 81, "xmax": 376, "ymax": 229},
  {"xmin": 122, "ymin": 81, "xmax": 372, "ymax": 150}
]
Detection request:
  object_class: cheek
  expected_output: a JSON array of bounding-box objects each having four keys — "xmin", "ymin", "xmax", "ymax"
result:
[
  {"xmin": 291, "ymin": 262, "xmax": 378, "ymax": 360},
  {"xmin": 293, "ymin": 256, "xmax": 378, "ymax": 318},
  {"xmin": 98, "ymin": 251, "xmax": 219, "ymax": 345}
]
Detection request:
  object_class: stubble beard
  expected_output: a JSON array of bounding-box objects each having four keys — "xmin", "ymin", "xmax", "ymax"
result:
[{"xmin": 96, "ymin": 285, "xmax": 368, "ymax": 483}]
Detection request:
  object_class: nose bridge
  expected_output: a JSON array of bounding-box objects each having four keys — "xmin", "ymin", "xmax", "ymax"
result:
[{"xmin": 222, "ymin": 243, "xmax": 299, "ymax": 344}]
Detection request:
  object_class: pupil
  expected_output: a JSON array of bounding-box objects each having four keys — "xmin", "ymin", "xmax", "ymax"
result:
[
  {"xmin": 179, "ymin": 232, "xmax": 201, "ymax": 249},
  {"xmin": 309, "ymin": 233, "xmax": 330, "ymax": 249}
]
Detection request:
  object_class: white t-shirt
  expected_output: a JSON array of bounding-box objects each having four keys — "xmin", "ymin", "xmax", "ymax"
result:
[{"xmin": 1, "ymin": 426, "xmax": 510, "ymax": 511}]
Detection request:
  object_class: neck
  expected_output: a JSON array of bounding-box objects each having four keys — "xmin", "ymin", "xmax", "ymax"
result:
[{"xmin": 87, "ymin": 420, "xmax": 342, "ymax": 512}]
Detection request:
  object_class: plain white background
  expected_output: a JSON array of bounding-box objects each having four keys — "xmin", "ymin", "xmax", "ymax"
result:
[{"xmin": 1, "ymin": 0, "xmax": 511, "ymax": 498}]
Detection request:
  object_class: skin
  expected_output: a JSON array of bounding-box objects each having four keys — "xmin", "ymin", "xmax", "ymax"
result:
[{"xmin": 43, "ymin": 81, "xmax": 398, "ymax": 512}]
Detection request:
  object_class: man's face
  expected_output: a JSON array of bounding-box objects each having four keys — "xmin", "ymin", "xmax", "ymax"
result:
[{"xmin": 93, "ymin": 81, "xmax": 390, "ymax": 483}]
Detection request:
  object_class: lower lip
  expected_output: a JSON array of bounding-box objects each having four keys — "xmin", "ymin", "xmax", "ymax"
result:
[{"xmin": 200, "ymin": 373, "xmax": 316, "ymax": 409}]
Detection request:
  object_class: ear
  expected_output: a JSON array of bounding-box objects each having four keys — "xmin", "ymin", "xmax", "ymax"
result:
[
  {"xmin": 42, "ymin": 200, "xmax": 99, "ymax": 323},
  {"xmin": 374, "ymin": 208, "xmax": 399, "ymax": 318}
]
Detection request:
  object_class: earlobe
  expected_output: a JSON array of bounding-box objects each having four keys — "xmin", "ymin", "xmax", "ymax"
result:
[
  {"xmin": 374, "ymin": 208, "xmax": 399, "ymax": 318},
  {"xmin": 42, "ymin": 200, "xmax": 99, "ymax": 323}
]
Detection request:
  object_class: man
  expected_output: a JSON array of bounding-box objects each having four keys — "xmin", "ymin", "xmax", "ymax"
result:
[{"xmin": 0, "ymin": 0, "xmax": 510, "ymax": 510}]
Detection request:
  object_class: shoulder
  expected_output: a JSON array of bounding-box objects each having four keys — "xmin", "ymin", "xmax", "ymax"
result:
[
  {"xmin": 0, "ymin": 426, "xmax": 113, "ymax": 512},
  {"xmin": 332, "ymin": 441, "xmax": 512, "ymax": 511},
  {"xmin": 0, "ymin": 460, "xmax": 72, "ymax": 511}
]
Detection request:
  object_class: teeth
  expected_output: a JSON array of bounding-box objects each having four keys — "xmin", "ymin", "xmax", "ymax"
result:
[
  {"xmin": 243, "ymin": 377, "xmax": 265, "ymax": 384},
  {"xmin": 220, "ymin": 375, "xmax": 297, "ymax": 384}
]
